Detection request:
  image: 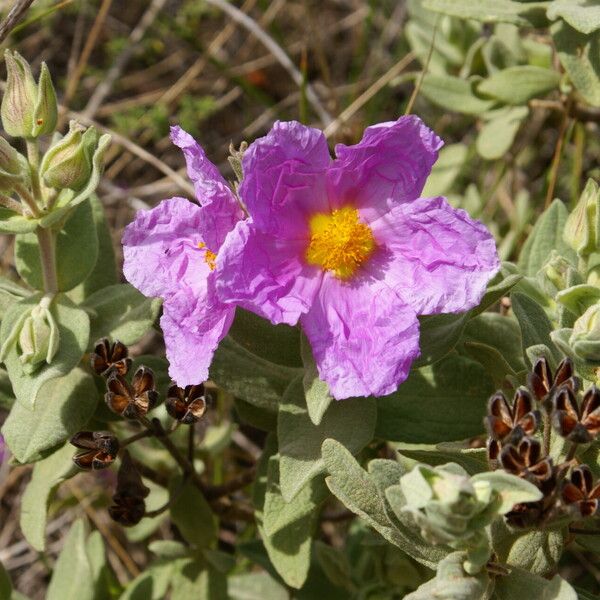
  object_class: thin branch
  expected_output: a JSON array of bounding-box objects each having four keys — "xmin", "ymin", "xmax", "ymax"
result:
[
  {"xmin": 204, "ymin": 0, "xmax": 333, "ymax": 127},
  {"xmin": 323, "ymin": 52, "xmax": 415, "ymax": 139},
  {"xmin": 62, "ymin": 0, "xmax": 114, "ymax": 110},
  {"xmin": 545, "ymin": 97, "xmax": 573, "ymax": 208},
  {"xmin": 0, "ymin": 0, "xmax": 35, "ymax": 45},
  {"xmin": 405, "ymin": 16, "xmax": 439, "ymax": 116},
  {"xmin": 82, "ymin": 0, "xmax": 169, "ymax": 119}
]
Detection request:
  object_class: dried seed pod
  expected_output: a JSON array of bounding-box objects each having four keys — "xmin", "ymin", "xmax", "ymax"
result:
[
  {"xmin": 108, "ymin": 494, "xmax": 146, "ymax": 526},
  {"xmin": 90, "ymin": 338, "xmax": 132, "ymax": 377},
  {"xmin": 70, "ymin": 431, "xmax": 119, "ymax": 470},
  {"xmin": 487, "ymin": 438, "xmax": 501, "ymax": 464},
  {"xmin": 108, "ymin": 451, "xmax": 149, "ymax": 526},
  {"xmin": 505, "ymin": 501, "xmax": 545, "ymax": 528},
  {"xmin": 484, "ymin": 389, "xmax": 540, "ymax": 443},
  {"xmin": 552, "ymin": 385, "xmax": 600, "ymax": 444},
  {"xmin": 166, "ymin": 383, "xmax": 208, "ymax": 424},
  {"xmin": 499, "ymin": 437, "xmax": 556, "ymax": 495},
  {"xmin": 105, "ymin": 366, "xmax": 159, "ymax": 419},
  {"xmin": 562, "ymin": 465, "xmax": 600, "ymax": 517},
  {"xmin": 527, "ymin": 357, "xmax": 578, "ymax": 409}
]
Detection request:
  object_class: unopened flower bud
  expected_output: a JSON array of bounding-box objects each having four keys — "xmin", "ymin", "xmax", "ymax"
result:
[
  {"xmin": 564, "ymin": 179, "xmax": 600, "ymax": 257},
  {"xmin": 538, "ymin": 251, "xmax": 574, "ymax": 295},
  {"xmin": 1, "ymin": 51, "xmax": 57, "ymax": 139},
  {"xmin": 1, "ymin": 50, "xmax": 36, "ymax": 138},
  {"xmin": 40, "ymin": 121, "xmax": 99, "ymax": 190},
  {"xmin": 17, "ymin": 298, "xmax": 59, "ymax": 373},
  {"xmin": 570, "ymin": 303, "xmax": 600, "ymax": 361}
]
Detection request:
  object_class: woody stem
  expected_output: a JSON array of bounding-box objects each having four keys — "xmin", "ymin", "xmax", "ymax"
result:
[{"xmin": 543, "ymin": 411, "xmax": 552, "ymax": 457}]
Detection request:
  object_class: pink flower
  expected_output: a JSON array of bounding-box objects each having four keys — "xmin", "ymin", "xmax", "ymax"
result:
[
  {"xmin": 122, "ymin": 127, "xmax": 244, "ymax": 385},
  {"xmin": 217, "ymin": 117, "xmax": 500, "ymax": 399}
]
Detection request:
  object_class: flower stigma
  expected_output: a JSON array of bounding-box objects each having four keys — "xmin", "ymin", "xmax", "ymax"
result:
[
  {"xmin": 306, "ymin": 206, "xmax": 375, "ymax": 279},
  {"xmin": 198, "ymin": 242, "xmax": 217, "ymax": 271}
]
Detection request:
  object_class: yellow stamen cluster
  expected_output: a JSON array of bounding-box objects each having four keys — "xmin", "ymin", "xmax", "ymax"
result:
[
  {"xmin": 198, "ymin": 242, "xmax": 217, "ymax": 271},
  {"xmin": 306, "ymin": 206, "xmax": 375, "ymax": 279}
]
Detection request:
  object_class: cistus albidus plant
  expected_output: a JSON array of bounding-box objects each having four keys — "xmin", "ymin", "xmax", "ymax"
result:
[{"xmin": 2, "ymin": 0, "xmax": 600, "ymax": 597}]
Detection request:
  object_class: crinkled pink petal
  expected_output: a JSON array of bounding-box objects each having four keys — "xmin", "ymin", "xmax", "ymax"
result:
[
  {"xmin": 122, "ymin": 197, "xmax": 210, "ymax": 299},
  {"xmin": 161, "ymin": 280, "xmax": 235, "ymax": 385},
  {"xmin": 170, "ymin": 125, "xmax": 244, "ymax": 249},
  {"xmin": 328, "ymin": 115, "xmax": 443, "ymax": 221},
  {"xmin": 239, "ymin": 120, "xmax": 331, "ymax": 237},
  {"xmin": 216, "ymin": 219, "xmax": 321, "ymax": 326},
  {"xmin": 301, "ymin": 273, "xmax": 420, "ymax": 400},
  {"xmin": 372, "ymin": 196, "xmax": 500, "ymax": 315}
]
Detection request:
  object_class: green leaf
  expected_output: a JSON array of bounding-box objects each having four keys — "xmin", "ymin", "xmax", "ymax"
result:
[
  {"xmin": 477, "ymin": 67, "xmax": 560, "ymax": 104},
  {"xmin": 15, "ymin": 200, "xmax": 99, "ymax": 292},
  {"xmin": 83, "ymin": 284, "xmax": 161, "ymax": 348},
  {"xmin": 211, "ymin": 336, "xmax": 300, "ymax": 411},
  {"xmin": 313, "ymin": 542, "xmax": 354, "ymax": 592},
  {"xmin": 470, "ymin": 471, "xmax": 542, "ymax": 513},
  {"xmin": 120, "ymin": 561, "xmax": 175, "ymax": 600},
  {"xmin": 422, "ymin": 0, "xmax": 549, "ymax": 27},
  {"xmin": 476, "ymin": 107, "xmax": 528, "ymax": 160},
  {"xmin": 2, "ymin": 367, "xmax": 98, "ymax": 463},
  {"xmin": 462, "ymin": 312, "xmax": 526, "ymax": 373},
  {"xmin": 0, "ymin": 208, "xmax": 38, "ymax": 234},
  {"xmin": 233, "ymin": 396, "xmax": 277, "ymax": 431},
  {"xmin": 492, "ymin": 521, "xmax": 565, "ymax": 577},
  {"xmin": 463, "ymin": 341, "xmax": 517, "ymax": 386},
  {"xmin": 20, "ymin": 443, "xmax": 77, "ymax": 551},
  {"xmin": 253, "ymin": 435, "xmax": 312, "ymax": 589},
  {"xmin": 415, "ymin": 312, "xmax": 470, "ymax": 367},
  {"xmin": 548, "ymin": 0, "xmax": 600, "ymax": 35},
  {"xmin": 470, "ymin": 267, "xmax": 522, "ymax": 317},
  {"xmin": 511, "ymin": 292, "xmax": 560, "ymax": 364},
  {"xmin": 420, "ymin": 75, "xmax": 497, "ymax": 114},
  {"xmin": 46, "ymin": 520, "xmax": 95, "ymax": 600},
  {"xmin": 263, "ymin": 455, "xmax": 327, "ymax": 537},
  {"xmin": 422, "ymin": 143, "xmax": 468, "ymax": 197},
  {"xmin": 396, "ymin": 443, "xmax": 488, "ymax": 475},
  {"xmin": 0, "ymin": 562, "xmax": 12, "ymax": 600},
  {"xmin": 86, "ymin": 530, "xmax": 113, "ymax": 600},
  {"xmin": 1, "ymin": 293, "xmax": 90, "ymax": 407},
  {"xmin": 228, "ymin": 308, "xmax": 302, "ymax": 368},
  {"xmin": 404, "ymin": 551, "xmax": 490, "ymax": 600},
  {"xmin": 278, "ymin": 376, "xmax": 376, "ymax": 501},
  {"xmin": 494, "ymin": 567, "xmax": 576, "ymax": 600},
  {"xmin": 321, "ymin": 438, "xmax": 447, "ymax": 569},
  {"xmin": 68, "ymin": 194, "xmax": 118, "ymax": 302},
  {"xmin": 301, "ymin": 334, "xmax": 332, "ymax": 426},
  {"xmin": 228, "ymin": 573, "xmax": 288, "ymax": 600},
  {"xmin": 169, "ymin": 478, "xmax": 217, "ymax": 548},
  {"xmin": 376, "ymin": 354, "xmax": 494, "ymax": 443},
  {"xmin": 518, "ymin": 199, "xmax": 576, "ymax": 276},
  {"xmin": 0, "ymin": 276, "xmax": 29, "ymax": 321},
  {"xmin": 0, "ymin": 368, "xmax": 14, "ymax": 410},
  {"xmin": 169, "ymin": 561, "xmax": 227, "ymax": 600},
  {"xmin": 553, "ymin": 22, "xmax": 600, "ymax": 107}
]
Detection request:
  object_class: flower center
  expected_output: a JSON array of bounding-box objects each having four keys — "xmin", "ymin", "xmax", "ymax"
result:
[
  {"xmin": 305, "ymin": 206, "xmax": 375, "ymax": 279},
  {"xmin": 197, "ymin": 242, "xmax": 217, "ymax": 271}
]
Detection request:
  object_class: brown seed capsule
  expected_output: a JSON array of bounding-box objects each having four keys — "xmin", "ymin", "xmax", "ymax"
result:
[
  {"xmin": 505, "ymin": 501, "xmax": 545, "ymax": 528},
  {"xmin": 70, "ymin": 431, "xmax": 119, "ymax": 470},
  {"xmin": 108, "ymin": 451, "xmax": 149, "ymax": 526},
  {"xmin": 487, "ymin": 438, "xmax": 501, "ymax": 464},
  {"xmin": 552, "ymin": 385, "xmax": 600, "ymax": 444},
  {"xmin": 527, "ymin": 357, "xmax": 578, "ymax": 410},
  {"xmin": 562, "ymin": 465, "xmax": 600, "ymax": 518},
  {"xmin": 499, "ymin": 437, "xmax": 556, "ymax": 495},
  {"xmin": 90, "ymin": 338, "xmax": 132, "ymax": 377},
  {"xmin": 105, "ymin": 366, "xmax": 159, "ymax": 419},
  {"xmin": 484, "ymin": 389, "xmax": 540, "ymax": 443},
  {"xmin": 165, "ymin": 383, "xmax": 208, "ymax": 424}
]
